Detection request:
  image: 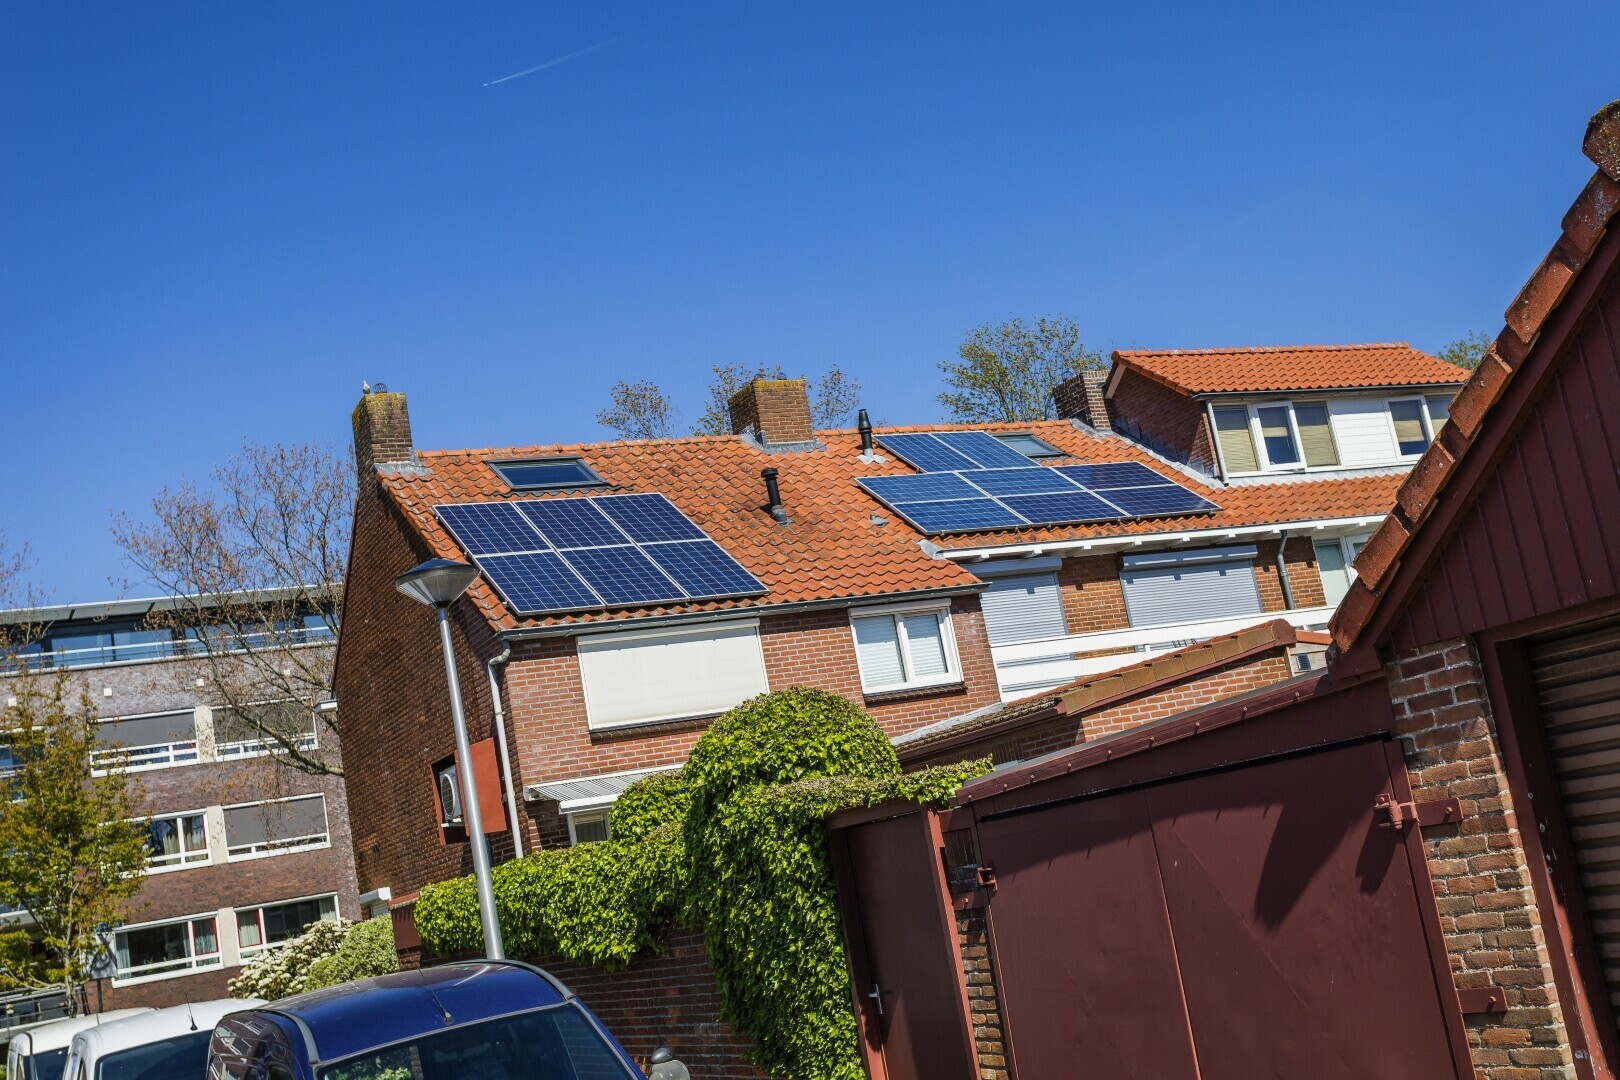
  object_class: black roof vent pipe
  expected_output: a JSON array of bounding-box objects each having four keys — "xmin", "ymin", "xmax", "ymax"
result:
[
  {"xmin": 761, "ymin": 467, "xmax": 790, "ymax": 525},
  {"xmin": 857, "ymin": 409, "xmax": 876, "ymax": 459}
]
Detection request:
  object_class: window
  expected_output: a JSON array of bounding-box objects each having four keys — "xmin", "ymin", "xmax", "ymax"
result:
[
  {"xmin": 850, "ymin": 603, "xmax": 961, "ymax": 693},
  {"xmin": 491, "ymin": 457, "xmax": 604, "ymax": 491},
  {"xmin": 1314, "ymin": 533, "xmax": 1372, "ymax": 608},
  {"xmin": 1212, "ymin": 405, "xmax": 1259, "ymax": 474},
  {"xmin": 92, "ymin": 711, "xmax": 198, "ymax": 772},
  {"xmin": 576, "ymin": 622, "xmax": 769, "ymax": 729},
  {"xmin": 1388, "ymin": 398, "xmax": 1432, "ymax": 456},
  {"xmin": 224, "ymin": 794, "xmax": 330, "ymax": 859},
  {"xmin": 1426, "ymin": 394, "xmax": 1453, "ymax": 431},
  {"xmin": 977, "ymin": 570, "xmax": 1066, "ymax": 646},
  {"xmin": 146, "ymin": 812, "xmax": 209, "ymax": 870},
  {"xmin": 112, "ymin": 915, "xmax": 220, "ymax": 982},
  {"xmin": 992, "ymin": 433, "xmax": 1064, "ymax": 460},
  {"xmin": 1119, "ymin": 546, "xmax": 1263, "ymax": 629},
  {"xmin": 568, "ymin": 810, "xmax": 610, "ymax": 845},
  {"xmin": 214, "ymin": 702, "xmax": 319, "ymax": 760},
  {"xmin": 1292, "ymin": 401, "xmax": 1339, "ymax": 466},
  {"xmin": 236, "ymin": 894, "xmax": 338, "ymax": 955},
  {"xmin": 1254, "ymin": 404, "xmax": 1300, "ymax": 466}
]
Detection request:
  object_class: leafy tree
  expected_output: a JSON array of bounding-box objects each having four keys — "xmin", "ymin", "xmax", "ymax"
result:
[
  {"xmin": 111, "ymin": 442, "xmax": 348, "ymax": 776},
  {"xmin": 1440, "ymin": 331, "xmax": 1491, "ymax": 371},
  {"xmin": 595, "ymin": 381, "xmax": 681, "ymax": 440},
  {"xmin": 692, "ymin": 363, "xmax": 787, "ymax": 436},
  {"xmin": 810, "ymin": 364, "xmax": 862, "ymax": 430},
  {"xmin": 0, "ymin": 672, "xmax": 148, "ymax": 995},
  {"xmin": 938, "ymin": 314, "xmax": 1104, "ymax": 423}
]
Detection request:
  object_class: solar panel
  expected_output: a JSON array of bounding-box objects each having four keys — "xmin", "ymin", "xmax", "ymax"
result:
[
  {"xmin": 854, "ymin": 445, "xmax": 1220, "ymax": 535},
  {"xmin": 1053, "ymin": 462, "xmax": 1175, "ymax": 490},
  {"xmin": 478, "ymin": 552, "xmax": 599, "ymax": 613},
  {"xmin": 644, "ymin": 540, "xmax": 765, "ymax": 599},
  {"xmin": 932, "ymin": 431, "xmax": 1040, "ymax": 470},
  {"xmin": 1096, "ymin": 485, "xmax": 1221, "ymax": 517},
  {"xmin": 876, "ymin": 434, "xmax": 981, "ymax": 473},
  {"xmin": 435, "ymin": 494, "xmax": 766, "ymax": 616},
  {"xmin": 434, "ymin": 503, "xmax": 550, "ymax": 556},
  {"xmin": 516, "ymin": 499, "xmax": 626, "ymax": 549},
  {"xmin": 595, "ymin": 492, "xmax": 708, "ymax": 543}
]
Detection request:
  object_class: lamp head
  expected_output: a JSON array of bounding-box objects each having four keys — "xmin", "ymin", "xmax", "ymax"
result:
[{"xmin": 395, "ymin": 558, "xmax": 480, "ymax": 608}]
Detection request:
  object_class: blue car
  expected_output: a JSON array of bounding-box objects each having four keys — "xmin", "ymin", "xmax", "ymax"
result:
[{"xmin": 206, "ymin": 960, "xmax": 654, "ymax": 1080}]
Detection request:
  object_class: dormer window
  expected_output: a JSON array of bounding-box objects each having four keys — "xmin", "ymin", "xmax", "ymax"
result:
[
  {"xmin": 1212, "ymin": 394, "xmax": 1447, "ymax": 477},
  {"xmin": 491, "ymin": 457, "xmax": 605, "ymax": 491}
]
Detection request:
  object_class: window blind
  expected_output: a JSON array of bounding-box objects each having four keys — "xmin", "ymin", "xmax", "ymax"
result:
[
  {"xmin": 980, "ymin": 573, "xmax": 1066, "ymax": 646},
  {"xmin": 1390, "ymin": 400, "xmax": 1429, "ymax": 454},
  {"xmin": 853, "ymin": 615, "xmax": 906, "ymax": 686},
  {"xmin": 1213, "ymin": 406, "xmax": 1259, "ymax": 473},
  {"xmin": 1121, "ymin": 554, "xmax": 1263, "ymax": 628},
  {"xmin": 224, "ymin": 795, "xmax": 328, "ymax": 850},
  {"xmin": 1426, "ymin": 394, "xmax": 1452, "ymax": 431},
  {"xmin": 1294, "ymin": 402, "xmax": 1339, "ymax": 467},
  {"xmin": 577, "ymin": 622, "xmax": 769, "ymax": 729}
]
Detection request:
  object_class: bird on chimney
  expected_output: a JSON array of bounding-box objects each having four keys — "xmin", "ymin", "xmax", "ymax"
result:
[{"xmin": 362, "ymin": 381, "xmax": 371, "ymax": 395}]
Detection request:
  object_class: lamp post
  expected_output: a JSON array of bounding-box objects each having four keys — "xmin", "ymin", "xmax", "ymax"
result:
[{"xmin": 395, "ymin": 558, "xmax": 505, "ymax": 960}]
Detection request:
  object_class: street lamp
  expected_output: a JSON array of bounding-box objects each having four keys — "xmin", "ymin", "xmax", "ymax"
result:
[{"xmin": 394, "ymin": 558, "xmax": 505, "ymax": 960}]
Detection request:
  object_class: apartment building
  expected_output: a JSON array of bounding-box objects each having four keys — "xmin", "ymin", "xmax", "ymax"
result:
[
  {"xmin": 0, "ymin": 596, "xmax": 360, "ymax": 1010},
  {"xmin": 335, "ymin": 345, "xmax": 1462, "ymax": 906}
]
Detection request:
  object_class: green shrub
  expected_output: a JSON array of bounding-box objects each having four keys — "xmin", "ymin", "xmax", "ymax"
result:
[
  {"xmin": 304, "ymin": 915, "xmax": 399, "ymax": 991},
  {"xmin": 413, "ymin": 687, "xmax": 989, "ymax": 1080},
  {"xmin": 228, "ymin": 918, "xmax": 351, "ymax": 1000}
]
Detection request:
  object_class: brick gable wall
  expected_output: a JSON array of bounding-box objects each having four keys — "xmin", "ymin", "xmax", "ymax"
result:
[
  {"xmin": 1387, "ymin": 639, "xmax": 1577, "ymax": 1078},
  {"xmin": 1108, "ymin": 367, "xmax": 1217, "ymax": 471}
]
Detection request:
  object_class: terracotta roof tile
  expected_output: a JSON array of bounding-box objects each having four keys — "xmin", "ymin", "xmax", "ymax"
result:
[
  {"xmin": 1113, "ymin": 343, "xmax": 1468, "ymax": 396},
  {"xmin": 380, "ymin": 419, "xmax": 1401, "ymax": 633},
  {"xmin": 1329, "ymin": 100, "xmax": 1620, "ymax": 652}
]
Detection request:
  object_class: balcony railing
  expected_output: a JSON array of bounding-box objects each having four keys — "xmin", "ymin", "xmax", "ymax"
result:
[
  {"xmin": 990, "ymin": 605, "xmax": 1337, "ymax": 700},
  {"xmin": 2, "ymin": 623, "xmax": 336, "ymax": 673},
  {"xmin": 0, "ymin": 987, "xmax": 72, "ymax": 1036}
]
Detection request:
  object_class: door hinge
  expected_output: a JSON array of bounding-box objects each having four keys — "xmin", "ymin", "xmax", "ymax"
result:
[
  {"xmin": 1375, "ymin": 793, "xmax": 1463, "ymax": 831},
  {"xmin": 976, "ymin": 864, "xmax": 998, "ymax": 890}
]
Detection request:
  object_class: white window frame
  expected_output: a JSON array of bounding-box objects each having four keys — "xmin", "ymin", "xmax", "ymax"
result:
[
  {"xmin": 143, "ymin": 808, "xmax": 211, "ymax": 873},
  {"xmin": 1385, "ymin": 395, "xmax": 1435, "ymax": 460},
  {"xmin": 222, "ymin": 793, "xmax": 332, "ymax": 861},
  {"xmin": 90, "ymin": 709, "xmax": 200, "ymax": 776},
  {"xmin": 1246, "ymin": 401, "xmax": 1307, "ymax": 471},
  {"xmin": 567, "ymin": 809, "xmax": 611, "ymax": 846},
  {"xmin": 110, "ymin": 911, "xmax": 222, "ymax": 986},
  {"xmin": 848, "ymin": 601, "xmax": 963, "ymax": 695},
  {"xmin": 213, "ymin": 699, "xmax": 320, "ymax": 761},
  {"xmin": 234, "ymin": 892, "xmax": 339, "ymax": 959}
]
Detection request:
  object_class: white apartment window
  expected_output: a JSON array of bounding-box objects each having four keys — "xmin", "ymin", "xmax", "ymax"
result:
[
  {"xmin": 236, "ymin": 894, "xmax": 338, "ymax": 956},
  {"xmin": 576, "ymin": 622, "xmax": 769, "ymax": 729},
  {"xmin": 223, "ymin": 794, "xmax": 330, "ymax": 859},
  {"xmin": 145, "ymin": 811, "xmax": 209, "ymax": 871},
  {"xmin": 214, "ymin": 702, "xmax": 319, "ymax": 760},
  {"xmin": 91, "ymin": 711, "xmax": 198, "ymax": 773},
  {"xmin": 568, "ymin": 810, "xmax": 611, "ymax": 846},
  {"xmin": 850, "ymin": 603, "xmax": 961, "ymax": 694},
  {"xmin": 112, "ymin": 915, "xmax": 220, "ymax": 983}
]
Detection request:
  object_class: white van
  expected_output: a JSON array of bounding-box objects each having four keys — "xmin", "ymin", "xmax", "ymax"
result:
[
  {"xmin": 6, "ymin": 1011, "xmax": 152, "ymax": 1080},
  {"xmin": 61, "ymin": 999, "xmax": 264, "ymax": 1080}
]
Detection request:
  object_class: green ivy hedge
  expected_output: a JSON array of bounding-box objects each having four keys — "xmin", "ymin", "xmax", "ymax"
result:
[{"xmin": 414, "ymin": 687, "xmax": 989, "ymax": 1080}]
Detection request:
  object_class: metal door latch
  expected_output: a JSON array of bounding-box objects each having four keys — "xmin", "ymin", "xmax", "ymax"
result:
[
  {"xmin": 976, "ymin": 864, "xmax": 998, "ymax": 889},
  {"xmin": 867, "ymin": 982, "xmax": 884, "ymax": 1016},
  {"xmin": 1375, "ymin": 793, "xmax": 1463, "ymax": 831}
]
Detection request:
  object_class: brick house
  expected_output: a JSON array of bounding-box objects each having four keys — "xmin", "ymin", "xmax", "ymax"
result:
[{"xmin": 0, "ymin": 596, "xmax": 361, "ymax": 1011}]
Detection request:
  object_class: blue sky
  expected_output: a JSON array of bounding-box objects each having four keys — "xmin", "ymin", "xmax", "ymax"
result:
[{"xmin": 3, "ymin": 2, "xmax": 1617, "ymax": 601}]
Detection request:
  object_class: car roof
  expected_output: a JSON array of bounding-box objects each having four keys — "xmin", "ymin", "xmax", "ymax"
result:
[
  {"xmin": 70, "ymin": 999, "xmax": 266, "ymax": 1058},
  {"xmin": 256, "ymin": 961, "xmax": 570, "ymax": 1065},
  {"xmin": 8, "ymin": 1010, "xmax": 154, "ymax": 1055}
]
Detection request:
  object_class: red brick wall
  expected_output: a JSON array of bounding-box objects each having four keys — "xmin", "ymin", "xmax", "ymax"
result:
[
  {"xmin": 1107, "ymin": 368, "xmax": 1216, "ymax": 471},
  {"xmin": 92, "ymin": 967, "xmax": 234, "ymax": 1011},
  {"xmin": 958, "ymin": 907, "xmax": 1009, "ymax": 1080},
  {"xmin": 1387, "ymin": 639, "xmax": 1576, "ymax": 1078}
]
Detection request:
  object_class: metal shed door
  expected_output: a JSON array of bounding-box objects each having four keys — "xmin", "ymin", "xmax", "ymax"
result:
[
  {"xmin": 1120, "ymin": 550, "xmax": 1263, "ymax": 628},
  {"xmin": 1528, "ymin": 616, "xmax": 1620, "ymax": 1026}
]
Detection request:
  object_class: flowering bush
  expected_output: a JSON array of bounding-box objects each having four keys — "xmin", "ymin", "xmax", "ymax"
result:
[{"xmin": 228, "ymin": 918, "xmax": 351, "ymax": 1000}]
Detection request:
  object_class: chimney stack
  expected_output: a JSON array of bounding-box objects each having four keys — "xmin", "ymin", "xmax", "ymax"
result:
[
  {"xmin": 1054, "ymin": 369, "xmax": 1111, "ymax": 430},
  {"xmin": 352, "ymin": 385, "xmax": 414, "ymax": 482},
  {"xmin": 728, "ymin": 377, "xmax": 815, "ymax": 447}
]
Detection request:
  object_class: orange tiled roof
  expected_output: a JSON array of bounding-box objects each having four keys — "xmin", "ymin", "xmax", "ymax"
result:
[
  {"xmin": 1113, "ymin": 343, "xmax": 1468, "ymax": 396},
  {"xmin": 379, "ymin": 419, "xmax": 1401, "ymax": 632},
  {"xmin": 1331, "ymin": 101, "xmax": 1620, "ymax": 652}
]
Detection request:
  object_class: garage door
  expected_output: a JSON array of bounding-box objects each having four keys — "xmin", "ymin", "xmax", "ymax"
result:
[
  {"xmin": 976, "ymin": 739, "xmax": 1468, "ymax": 1078},
  {"xmin": 1120, "ymin": 545, "xmax": 1263, "ymax": 628},
  {"xmin": 1528, "ymin": 615, "xmax": 1620, "ymax": 1028}
]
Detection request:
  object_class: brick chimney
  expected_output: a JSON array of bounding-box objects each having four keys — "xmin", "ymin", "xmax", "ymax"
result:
[
  {"xmin": 1054, "ymin": 369, "xmax": 1111, "ymax": 429},
  {"xmin": 727, "ymin": 377, "xmax": 815, "ymax": 446},
  {"xmin": 352, "ymin": 386, "xmax": 414, "ymax": 480}
]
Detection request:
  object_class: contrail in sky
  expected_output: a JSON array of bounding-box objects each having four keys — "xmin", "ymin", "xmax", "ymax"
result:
[{"xmin": 483, "ymin": 39, "xmax": 618, "ymax": 87}]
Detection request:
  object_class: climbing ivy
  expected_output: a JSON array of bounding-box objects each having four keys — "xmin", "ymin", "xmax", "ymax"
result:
[{"xmin": 413, "ymin": 687, "xmax": 989, "ymax": 1080}]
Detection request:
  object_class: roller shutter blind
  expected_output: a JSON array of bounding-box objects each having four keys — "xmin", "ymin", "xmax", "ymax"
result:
[
  {"xmin": 95, "ymin": 711, "xmax": 196, "ymax": 750},
  {"xmin": 1213, "ymin": 406, "xmax": 1259, "ymax": 473},
  {"xmin": 577, "ymin": 622, "xmax": 768, "ymax": 729},
  {"xmin": 1528, "ymin": 617, "xmax": 1620, "ymax": 1025},
  {"xmin": 224, "ymin": 795, "xmax": 329, "ymax": 854},
  {"xmin": 1120, "ymin": 547, "xmax": 1263, "ymax": 628},
  {"xmin": 1295, "ymin": 401, "xmax": 1340, "ymax": 467},
  {"xmin": 980, "ymin": 573, "xmax": 1066, "ymax": 646}
]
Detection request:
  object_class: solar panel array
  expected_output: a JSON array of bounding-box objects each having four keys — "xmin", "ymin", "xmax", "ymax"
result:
[
  {"xmin": 862, "ymin": 434, "xmax": 1220, "ymax": 535},
  {"xmin": 435, "ymin": 494, "xmax": 766, "ymax": 616}
]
